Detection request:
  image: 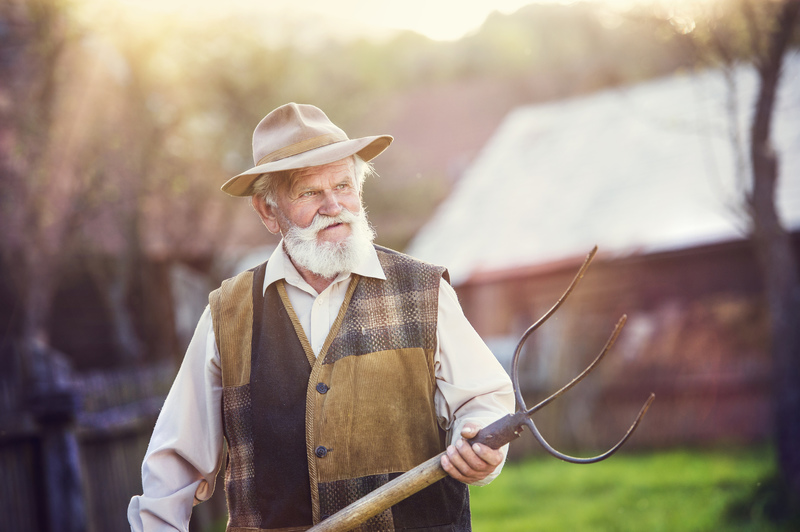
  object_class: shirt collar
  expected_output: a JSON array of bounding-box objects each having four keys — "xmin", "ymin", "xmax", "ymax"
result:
[{"xmin": 263, "ymin": 240, "xmax": 386, "ymax": 296}]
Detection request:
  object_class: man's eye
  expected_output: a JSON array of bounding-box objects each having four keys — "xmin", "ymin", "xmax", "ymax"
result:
[{"xmin": 301, "ymin": 191, "xmax": 316, "ymax": 197}]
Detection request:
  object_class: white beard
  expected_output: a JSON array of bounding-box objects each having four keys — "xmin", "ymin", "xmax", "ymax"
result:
[{"xmin": 281, "ymin": 207, "xmax": 376, "ymax": 279}]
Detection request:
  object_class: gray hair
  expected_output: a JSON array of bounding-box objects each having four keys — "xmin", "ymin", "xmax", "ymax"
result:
[{"xmin": 251, "ymin": 155, "xmax": 374, "ymax": 207}]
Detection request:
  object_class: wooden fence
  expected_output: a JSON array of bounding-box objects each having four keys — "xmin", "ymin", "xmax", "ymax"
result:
[{"xmin": 0, "ymin": 358, "xmax": 228, "ymax": 532}]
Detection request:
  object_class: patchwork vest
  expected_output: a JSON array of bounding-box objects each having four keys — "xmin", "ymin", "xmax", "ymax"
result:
[{"xmin": 209, "ymin": 246, "xmax": 471, "ymax": 531}]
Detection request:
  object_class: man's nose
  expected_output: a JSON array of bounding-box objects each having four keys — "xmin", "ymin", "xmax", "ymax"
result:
[{"xmin": 318, "ymin": 190, "xmax": 343, "ymax": 216}]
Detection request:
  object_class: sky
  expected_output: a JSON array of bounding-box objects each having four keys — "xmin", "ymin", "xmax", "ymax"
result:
[{"xmin": 104, "ymin": 0, "xmax": 641, "ymax": 43}]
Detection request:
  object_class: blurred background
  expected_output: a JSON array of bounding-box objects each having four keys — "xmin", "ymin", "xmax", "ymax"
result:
[{"xmin": 1, "ymin": 0, "xmax": 798, "ymax": 530}]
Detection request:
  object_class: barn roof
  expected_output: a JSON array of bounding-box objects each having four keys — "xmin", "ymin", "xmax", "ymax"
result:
[{"xmin": 406, "ymin": 54, "xmax": 800, "ymax": 285}]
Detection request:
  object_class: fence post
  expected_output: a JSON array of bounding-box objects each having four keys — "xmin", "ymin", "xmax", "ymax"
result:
[{"xmin": 28, "ymin": 342, "xmax": 87, "ymax": 532}]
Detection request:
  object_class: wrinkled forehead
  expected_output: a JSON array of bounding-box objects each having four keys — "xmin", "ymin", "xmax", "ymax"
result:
[{"xmin": 285, "ymin": 157, "xmax": 356, "ymax": 193}]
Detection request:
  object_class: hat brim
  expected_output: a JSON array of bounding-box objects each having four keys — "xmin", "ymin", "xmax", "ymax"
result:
[{"xmin": 221, "ymin": 134, "xmax": 393, "ymax": 197}]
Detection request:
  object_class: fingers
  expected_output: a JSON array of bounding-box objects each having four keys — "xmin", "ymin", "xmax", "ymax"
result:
[
  {"xmin": 460, "ymin": 422, "xmax": 503, "ymax": 468},
  {"xmin": 441, "ymin": 447, "xmax": 470, "ymax": 483},
  {"xmin": 440, "ymin": 424, "xmax": 504, "ymax": 484},
  {"xmin": 460, "ymin": 423, "xmax": 479, "ymax": 439}
]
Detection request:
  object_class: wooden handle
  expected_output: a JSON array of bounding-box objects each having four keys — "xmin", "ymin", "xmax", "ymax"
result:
[
  {"xmin": 307, "ymin": 452, "xmax": 447, "ymax": 531},
  {"xmin": 307, "ymin": 412, "xmax": 527, "ymax": 531}
]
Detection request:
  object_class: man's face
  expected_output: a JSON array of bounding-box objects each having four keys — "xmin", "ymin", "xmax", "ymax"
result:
[
  {"xmin": 272, "ymin": 157, "xmax": 361, "ymax": 245},
  {"xmin": 252, "ymin": 157, "xmax": 375, "ymax": 279}
]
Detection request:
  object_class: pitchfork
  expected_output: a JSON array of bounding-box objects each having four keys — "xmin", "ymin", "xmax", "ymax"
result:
[{"xmin": 309, "ymin": 246, "xmax": 655, "ymax": 531}]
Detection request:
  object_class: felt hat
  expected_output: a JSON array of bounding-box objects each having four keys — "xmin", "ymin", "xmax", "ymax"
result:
[{"xmin": 221, "ymin": 103, "xmax": 393, "ymax": 196}]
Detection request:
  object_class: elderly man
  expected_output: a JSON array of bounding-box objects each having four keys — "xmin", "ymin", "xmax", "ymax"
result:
[{"xmin": 128, "ymin": 103, "xmax": 514, "ymax": 531}]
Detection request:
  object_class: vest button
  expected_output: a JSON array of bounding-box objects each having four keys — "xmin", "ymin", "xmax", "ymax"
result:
[
  {"xmin": 316, "ymin": 382, "xmax": 329, "ymax": 394},
  {"xmin": 315, "ymin": 446, "xmax": 328, "ymax": 458}
]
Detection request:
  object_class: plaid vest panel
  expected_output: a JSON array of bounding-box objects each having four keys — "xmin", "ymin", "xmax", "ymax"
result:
[{"xmin": 211, "ymin": 247, "xmax": 471, "ymax": 531}]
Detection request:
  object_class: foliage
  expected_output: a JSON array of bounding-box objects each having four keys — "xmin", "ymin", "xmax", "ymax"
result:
[
  {"xmin": 0, "ymin": 0, "xmax": 777, "ymax": 367},
  {"xmin": 67, "ymin": 0, "xmax": 704, "ymax": 252},
  {"xmin": 470, "ymin": 446, "xmax": 787, "ymax": 532}
]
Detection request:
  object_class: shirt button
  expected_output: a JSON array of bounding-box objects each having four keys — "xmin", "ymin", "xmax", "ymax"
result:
[
  {"xmin": 315, "ymin": 446, "xmax": 328, "ymax": 458},
  {"xmin": 316, "ymin": 382, "xmax": 329, "ymax": 394}
]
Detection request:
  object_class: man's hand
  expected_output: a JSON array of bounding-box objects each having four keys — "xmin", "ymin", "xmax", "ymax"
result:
[{"xmin": 440, "ymin": 422, "xmax": 504, "ymax": 484}]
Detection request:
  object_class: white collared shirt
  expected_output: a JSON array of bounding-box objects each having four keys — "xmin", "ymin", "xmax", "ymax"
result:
[
  {"xmin": 128, "ymin": 244, "xmax": 514, "ymax": 532},
  {"xmin": 263, "ymin": 241, "xmax": 387, "ymax": 357}
]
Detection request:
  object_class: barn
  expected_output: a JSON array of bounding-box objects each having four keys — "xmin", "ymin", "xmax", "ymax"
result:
[{"xmin": 407, "ymin": 55, "xmax": 800, "ymax": 457}]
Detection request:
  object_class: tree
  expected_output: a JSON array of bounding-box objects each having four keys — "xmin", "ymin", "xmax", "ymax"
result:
[
  {"xmin": 0, "ymin": 3, "xmax": 94, "ymax": 529},
  {"xmin": 673, "ymin": 0, "xmax": 800, "ymax": 518},
  {"xmin": 0, "ymin": 0, "xmax": 76, "ymax": 362},
  {"xmin": 744, "ymin": 1, "xmax": 800, "ymax": 516}
]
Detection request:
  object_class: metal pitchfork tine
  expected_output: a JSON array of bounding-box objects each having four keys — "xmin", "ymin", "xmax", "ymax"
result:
[
  {"xmin": 308, "ymin": 246, "xmax": 655, "ymax": 532},
  {"xmin": 500, "ymin": 245, "xmax": 656, "ymax": 463}
]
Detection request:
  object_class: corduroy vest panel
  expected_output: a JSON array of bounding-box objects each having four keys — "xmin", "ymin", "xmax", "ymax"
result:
[{"xmin": 210, "ymin": 247, "xmax": 471, "ymax": 531}]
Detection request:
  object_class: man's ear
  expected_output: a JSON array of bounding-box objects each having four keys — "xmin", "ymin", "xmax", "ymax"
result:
[{"xmin": 251, "ymin": 195, "xmax": 281, "ymax": 235}]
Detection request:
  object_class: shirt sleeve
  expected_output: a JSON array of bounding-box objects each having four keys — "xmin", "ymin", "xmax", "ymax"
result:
[
  {"xmin": 128, "ymin": 306, "xmax": 225, "ymax": 531},
  {"xmin": 433, "ymin": 278, "xmax": 515, "ymax": 486}
]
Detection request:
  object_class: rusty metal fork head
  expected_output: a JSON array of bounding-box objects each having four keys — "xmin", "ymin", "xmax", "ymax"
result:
[{"xmin": 510, "ymin": 246, "xmax": 655, "ymax": 464}]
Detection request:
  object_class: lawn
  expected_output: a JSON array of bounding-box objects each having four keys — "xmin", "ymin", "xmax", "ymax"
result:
[
  {"xmin": 469, "ymin": 446, "xmax": 784, "ymax": 532},
  {"xmin": 205, "ymin": 446, "xmax": 786, "ymax": 531}
]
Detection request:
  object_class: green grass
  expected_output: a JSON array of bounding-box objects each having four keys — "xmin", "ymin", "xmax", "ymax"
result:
[
  {"xmin": 205, "ymin": 447, "xmax": 789, "ymax": 531},
  {"xmin": 469, "ymin": 446, "xmax": 785, "ymax": 532}
]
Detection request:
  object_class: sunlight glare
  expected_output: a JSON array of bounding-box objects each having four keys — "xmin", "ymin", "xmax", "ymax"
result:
[
  {"xmin": 103, "ymin": 0, "xmax": 547, "ymax": 42},
  {"xmin": 90, "ymin": 0, "xmax": 690, "ymax": 44}
]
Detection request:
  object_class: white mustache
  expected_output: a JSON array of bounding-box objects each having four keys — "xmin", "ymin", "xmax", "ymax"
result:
[
  {"xmin": 281, "ymin": 205, "xmax": 376, "ymax": 279},
  {"xmin": 293, "ymin": 209, "xmax": 359, "ymax": 243}
]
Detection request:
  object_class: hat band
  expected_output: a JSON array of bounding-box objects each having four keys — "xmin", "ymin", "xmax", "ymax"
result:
[{"xmin": 256, "ymin": 133, "xmax": 346, "ymax": 166}]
